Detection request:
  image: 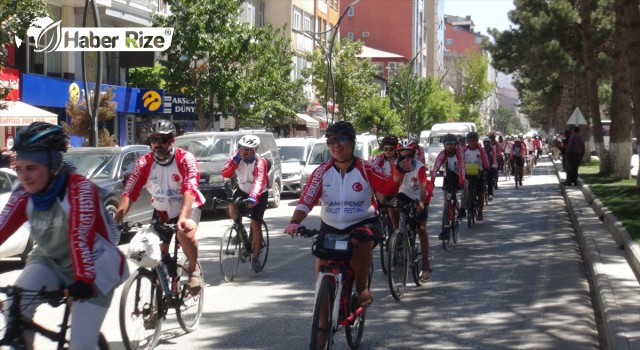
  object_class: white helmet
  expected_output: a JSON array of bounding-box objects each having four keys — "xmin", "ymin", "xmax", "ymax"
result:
[{"xmin": 238, "ymin": 135, "xmax": 260, "ymax": 148}]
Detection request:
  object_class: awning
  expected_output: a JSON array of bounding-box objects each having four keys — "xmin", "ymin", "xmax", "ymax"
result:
[
  {"xmin": 296, "ymin": 113, "xmax": 319, "ymax": 128},
  {"xmin": 0, "ymin": 101, "xmax": 58, "ymax": 126}
]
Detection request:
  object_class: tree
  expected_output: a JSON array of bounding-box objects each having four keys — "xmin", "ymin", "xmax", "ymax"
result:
[
  {"xmin": 126, "ymin": 64, "xmax": 166, "ymax": 89},
  {"xmin": 453, "ymin": 49, "xmax": 494, "ymax": 124},
  {"xmin": 491, "ymin": 105, "xmax": 523, "ymax": 135},
  {"xmin": 64, "ymin": 87, "xmax": 118, "ymax": 146},
  {"xmin": 303, "ymin": 38, "xmax": 379, "ymax": 124},
  {"xmin": 353, "ymin": 95, "xmax": 403, "ymax": 136}
]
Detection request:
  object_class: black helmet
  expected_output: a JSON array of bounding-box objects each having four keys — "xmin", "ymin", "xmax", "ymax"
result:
[
  {"xmin": 12, "ymin": 122, "xmax": 68, "ymax": 152},
  {"xmin": 325, "ymin": 121, "xmax": 356, "ymax": 140},
  {"xmin": 467, "ymin": 131, "xmax": 479, "ymax": 141},
  {"xmin": 442, "ymin": 133, "xmax": 457, "ymax": 145},
  {"xmin": 381, "ymin": 134, "xmax": 399, "ymax": 147},
  {"xmin": 149, "ymin": 119, "xmax": 176, "ymax": 137}
]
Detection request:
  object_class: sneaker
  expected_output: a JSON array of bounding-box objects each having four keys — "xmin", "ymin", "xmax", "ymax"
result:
[
  {"xmin": 459, "ymin": 208, "xmax": 466, "ymax": 218},
  {"xmin": 488, "ymin": 195, "xmax": 493, "ymax": 201},
  {"xmin": 251, "ymin": 257, "xmax": 263, "ymax": 273},
  {"xmin": 144, "ymin": 309, "xmax": 157, "ymax": 330}
]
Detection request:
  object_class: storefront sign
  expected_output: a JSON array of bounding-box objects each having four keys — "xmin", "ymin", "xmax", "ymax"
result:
[
  {"xmin": 138, "ymin": 89, "xmax": 164, "ymax": 113},
  {"xmin": 168, "ymin": 94, "xmax": 197, "ymax": 115},
  {"xmin": 0, "ymin": 68, "xmax": 20, "ymax": 100}
]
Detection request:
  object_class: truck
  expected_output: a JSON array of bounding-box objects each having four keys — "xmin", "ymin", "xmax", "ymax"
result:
[{"xmin": 425, "ymin": 122, "xmax": 477, "ymax": 171}]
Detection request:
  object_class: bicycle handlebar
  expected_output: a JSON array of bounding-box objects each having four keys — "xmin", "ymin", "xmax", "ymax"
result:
[
  {"xmin": 298, "ymin": 226, "xmax": 320, "ymax": 238},
  {"xmin": 0, "ymin": 286, "xmax": 66, "ymax": 306}
]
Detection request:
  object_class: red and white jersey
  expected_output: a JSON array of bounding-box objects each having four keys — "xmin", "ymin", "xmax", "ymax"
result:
[
  {"xmin": 430, "ymin": 149, "xmax": 466, "ymax": 184},
  {"xmin": 296, "ymin": 158, "xmax": 400, "ymax": 230},
  {"xmin": 502, "ymin": 140, "xmax": 514, "ymax": 154},
  {"xmin": 398, "ymin": 160, "xmax": 428, "ymax": 201},
  {"xmin": 123, "ymin": 148, "xmax": 205, "ymax": 219},
  {"xmin": 464, "ymin": 145, "xmax": 490, "ymax": 171},
  {"xmin": 510, "ymin": 141, "xmax": 528, "ymax": 160},
  {"xmin": 372, "ymin": 154, "xmax": 395, "ymax": 175},
  {"xmin": 221, "ymin": 154, "xmax": 269, "ymax": 198}
]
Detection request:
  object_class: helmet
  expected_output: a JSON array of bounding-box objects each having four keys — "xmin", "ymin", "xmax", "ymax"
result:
[
  {"xmin": 409, "ymin": 134, "xmax": 419, "ymax": 144},
  {"xmin": 149, "ymin": 119, "xmax": 176, "ymax": 137},
  {"xmin": 12, "ymin": 122, "xmax": 68, "ymax": 152},
  {"xmin": 489, "ymin": 133, "xmax": 496, "ymax": 139},
  {"xmin": 325, "ymin": 121, "xmax": 356, "ymax": 140},
  {"xmin": 442, "ymin": 133, "xmax": 457, "ymax": 145},
  {"xmin": 238, "ymin": 135, "xmax": 260, "ymax": 148},
  {"xmin": 397, "ymin": 139, "xmax": 410, "ymax": 150},
  {"xmin": 381, "ymin": 134, "xmax": 399, "ymax": 147},
  {"xmin": 482, "ymin": 138, "xmax": 491, "ymax": 145},
  {"xmin": 466, "ymin": 132, "xmax": 479, "ymax": 142}
]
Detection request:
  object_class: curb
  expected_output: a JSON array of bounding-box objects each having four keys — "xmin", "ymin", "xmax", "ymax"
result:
[{"xmin": 551, "ymin": 157, "xmax": 636, "ymax": 350}]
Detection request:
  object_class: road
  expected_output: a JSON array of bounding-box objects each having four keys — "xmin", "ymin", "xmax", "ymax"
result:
[{"xmin": 0, "ymin": 155, "xmax": 600, "ymax": 349}]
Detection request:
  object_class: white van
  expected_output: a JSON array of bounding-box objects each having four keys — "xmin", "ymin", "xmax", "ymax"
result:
[
  {"xmin": 419, "ymin": 130, "xmax": 431, "ymax": 148},
  {"xmin": 276, "ymin": 137, "xmax": 316, "ymax": 194},
  {"xmin": 300, "ymin": 133, "xmax": 379, "ymax": 190},
  {"xmin": 426, "ymin": 122, "xmax": 477, "ymax": 170}
]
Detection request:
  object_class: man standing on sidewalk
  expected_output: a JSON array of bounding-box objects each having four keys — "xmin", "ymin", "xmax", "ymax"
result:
[{"xmin": 564, "ymin": 126, "xmax": 585, "ymax": 186}]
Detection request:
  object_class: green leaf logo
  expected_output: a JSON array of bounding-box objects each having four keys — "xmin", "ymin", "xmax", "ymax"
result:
[{"xmin": 34, "ymin": 19, "xmax": 62, "ymax": 53}]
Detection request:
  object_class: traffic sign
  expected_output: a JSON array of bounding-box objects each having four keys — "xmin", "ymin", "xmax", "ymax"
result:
[{"xmin": 567, "ymin": 107, "xmax": 587, "ymax": 125}]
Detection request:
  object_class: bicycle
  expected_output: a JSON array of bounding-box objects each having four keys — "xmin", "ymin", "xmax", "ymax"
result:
[
  {"xmin": 441, "ymin": 185, "xmax": 461, "ymax": 250},
  {"xmin": 299, "ymin": 226, "xmax": 373, "ymax": 350},
  {"xmin": 386, "ymin": 199, "xmax": 424, "ymax": 301},
  {"xmin": 466, "ymin": 178, "xmax": 481, "ymax": 228},
  {"xmin": 0, "ymin": 285, "xmax": 109, "ymax": 349},
  {"xmin": 119, "ymin": 222, "xmax": 204, "ymax": 350},
  {"xmin": 376, "ymin": 203, "xmax": 393, "ymax": 275},
  {"xmin": 513, "ymin": 156, "xmax": 524, "ymax": 189},
  {"xmin": 215, "ymin": 197, "xmax": 269, "ymax": 282}
]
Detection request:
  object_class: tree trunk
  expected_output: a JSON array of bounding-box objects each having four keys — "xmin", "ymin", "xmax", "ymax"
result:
[
  {"xmin": 624, "ymin": 0, "xmax": 640, "ymax": 187},
  {"xmin": 578, "ymin": 0, "xmax": 602, "ymax": 164},
  {"xmin": 555, "ymin": 79, "xmax": 576, "ymax": 132},
  {"xmin": 609, "ymin": 0, "xmax": 633, "ymax": 178}
]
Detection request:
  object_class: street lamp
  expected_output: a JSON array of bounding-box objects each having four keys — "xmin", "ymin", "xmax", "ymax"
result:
[{"xmin": 294, "ymin": 0, "xmax": 361, "ymax": 125}]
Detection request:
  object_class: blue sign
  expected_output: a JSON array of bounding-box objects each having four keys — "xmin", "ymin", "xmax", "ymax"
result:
[{"xmin": 137, "ymin": 89, "xmax": 164, "ymax": 114}]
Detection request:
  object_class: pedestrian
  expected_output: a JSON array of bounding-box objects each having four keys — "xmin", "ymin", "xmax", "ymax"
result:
[
  {"xmin": 561, "ymin": 129, "xmax": 571, "ymax": 172},
  {"xmin": 563, "ymin": 126, "xmax": 585, "ymax": 186}
]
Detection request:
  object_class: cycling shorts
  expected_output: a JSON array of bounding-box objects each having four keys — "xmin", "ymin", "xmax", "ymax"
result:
[
  {"xmin": 152, "ymin": 208, "xmax": 202, "ymax": 244},
  {"xmin": 394, "ymin": 192, "xmax": 428, "ymax": 221},
  {"xmin": 232, "ymin": 187, "xmax": 268, "ymax": 221},
  {"xmin": 320, "ymin": 217, "xmax": 383, "ymax": 246}
]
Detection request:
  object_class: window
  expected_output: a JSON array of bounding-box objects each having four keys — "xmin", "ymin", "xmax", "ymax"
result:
[
  {"xmin": 347, "ymin": 7, "xmax": 354, "ymax": 16},
  {"xmin": 293, "ymin": 7, "xmax": 302, "ymax": 30},
  {"xmin": 362, "ymin": 32, "xmax": 369, "ymax": 37},
  {"xmin": 28, "ymin": 5, "xmax": 62, "ymax": 76},
  {"xmin": 475, "ymin": 36, "xmax": 483, "ymax": 44},
  {"xmin": 446, "ymin": 39, "xmax": 454, "ymax": 45},
  {"xmin": 347, "ymin": 32, "xmax": 354, "ymax": 40},
  {"xmin": 303, "ymin": 13, "xmax": 312, "ymax": 31}
]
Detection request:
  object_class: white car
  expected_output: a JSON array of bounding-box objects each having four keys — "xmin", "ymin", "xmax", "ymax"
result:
[{"xmin": 0, "ymin": 168, "xmax": 33, "ymax": 262}]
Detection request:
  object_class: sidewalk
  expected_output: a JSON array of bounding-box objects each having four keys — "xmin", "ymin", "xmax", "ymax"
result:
[{"xmin": 552, "ymin": 156, "xmax": 640, "ymax": 350}]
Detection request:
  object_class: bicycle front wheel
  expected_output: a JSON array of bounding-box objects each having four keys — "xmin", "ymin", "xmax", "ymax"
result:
[
  {"xmin": 409, "ymin": 230, "xmax": 422, "ymax": 287},
  {"xmin": 387, "ymin": 229, "xmax": 408, "ymax": 301},
  {"xmin": 250, "ymin": 220, "xmax": 270, "ymax": 271},
  {"xmin": 219, "ymin": 224, "xmax": 242, "ymax": 282},
  {"xmin": 310, "ymin": 277, "xmax": 335, "ymax": 350},
  {"xmin": 379, "ymin": 214, "xmax": 391, "ymax": 275},
  {"xmin": 176, "ymin": 256, "xmax": 204, "ymax": 332},
  {"xmin": 451, "ymin": 201, "xmax": 461, "ymax": 244},
  {"xmin": 119, "ymin": 269, "xmax": 163, "ymax": 350}
]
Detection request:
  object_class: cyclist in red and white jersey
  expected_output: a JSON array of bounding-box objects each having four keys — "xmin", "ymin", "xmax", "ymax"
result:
[
  {"xmin": 408, "ymin": 134, "xmax": 426, "ymax": 165},
  {"xmin": 221, "ymin": 135, "xmax": 270, "ymax": 273},
  {"xmin": 116, "ymin": 119, "xmax": 205, "ymax": 294},
  {"xmin": 285, "ymin": 121, "xmax": 410, "ymax": 309},
  {"xmin": 510, "ymin": 136, "xmax": 528, "ymax": 186},
  {"xmin": 0, "ymin": 122, "xmax": 121, "ymax": 349},
  {"xmin": 430, "ymin": 133, "xmax": 465, "ymax": 239},
  {"xmin": 372, "ymin": 134, "xmax": 399, "ymax": 203}
]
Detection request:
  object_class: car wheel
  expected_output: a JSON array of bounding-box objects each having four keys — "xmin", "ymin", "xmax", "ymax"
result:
[
  {"xmin": 268, "ymin": 181, "xmax": 281, "ymax": 209},
  {"xmin": 19, "ymin": 237, "xmax": 33, "ymax": 263}
]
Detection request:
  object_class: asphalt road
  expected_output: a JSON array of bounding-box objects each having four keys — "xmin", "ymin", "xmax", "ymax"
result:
[{"xmin": 0, "ymin": 155, "xmax": 600, "ymax": 349}]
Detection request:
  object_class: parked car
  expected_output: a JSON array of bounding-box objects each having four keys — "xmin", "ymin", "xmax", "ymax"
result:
[
  {"xmin": 300, "ymin": 133, "xmax": 379, "ymax": 190},
  {"xmin": 0, "ymin": 168, "xmax": 32, "ymax": 261},
  {"xmin": 64, "ymin": 145, "xmax": 154, "ymax": 226},
  {"xmin": 276, "ymin": 137, "xmax": 316, "ymax": 194},
  {"xmin": 174, "ymin": 130, "xmax": 282, "ymax": 212}
]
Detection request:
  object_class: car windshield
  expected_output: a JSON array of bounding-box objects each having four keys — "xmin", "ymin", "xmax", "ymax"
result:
[
  {"xmin": 65, "ymin": 153, "xmax": 116, "ymax": 179},
  {"xmin": 279, "ymin": 146, "xmax": 305, "ymax": 163},
  {"xmin": 175, "ymin": 137, "xmax": 233, "ymax": 162}
]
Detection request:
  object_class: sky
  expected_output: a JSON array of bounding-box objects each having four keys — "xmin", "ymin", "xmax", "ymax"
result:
[{"xmin": 443, "ymin": 0, "xmax": 516, "ymax": 34}]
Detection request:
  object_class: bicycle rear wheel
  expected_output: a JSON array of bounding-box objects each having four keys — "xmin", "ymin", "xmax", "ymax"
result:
[
  {"xmin": 119, "ymin": 269, "xmax": 163, "ymax": 350},
  {"xmin": 310, "ymin": 277, "xmax": 335, "ymax": 350},
  {"xmin": 176, "ymin": 257, "xmax": 204, "ymax": 332},
  {"xmin": 379, "ymin": 214, "xmax": 391, "ymax": 275},
  {"xmin": 219, "ymin": 224, "xmax": 242, "ymax": 282},
  {"xmin": 386, "ymin": 229, "xmax": 408, "ymax": 300},
  {"xmin": 250, "ymin": 220, "xmax": 270, "ymax": 271},
  {"xmin": 409, "ymin": 230, "xmax": 422, "ymax": 287},
  {"xmin": 345, "ymin": 278, "xmax": 366, "ymax": 349}
]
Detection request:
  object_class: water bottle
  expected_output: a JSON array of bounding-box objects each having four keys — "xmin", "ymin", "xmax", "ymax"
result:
[{"xmin": 157, "ymin": 262, "xmax": 171, "ymax": 296}]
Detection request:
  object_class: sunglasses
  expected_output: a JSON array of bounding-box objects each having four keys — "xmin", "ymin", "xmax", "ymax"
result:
[
  {"xmin": 383, "ymin": 146, "xmax": 396, "ymax": 152},
  {"xmin": 149, "ymin": 135, "xmax": 171, "ymax": 144},
  {"xmin": 326, "ymin": 135, "xmax": 351, "ymax": 146}
]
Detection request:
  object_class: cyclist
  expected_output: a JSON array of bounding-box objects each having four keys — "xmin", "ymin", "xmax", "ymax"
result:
[
  {"xmin": 115, "ymin": 119, "xmax": 205, "ymax": 294},
  {"xmin": 462, "ymin": 132, "xmax": 489, "ymax": 221},
  {"xmin": 220, "ymin": 135, "xmax": 270, "ymax": 273},
  {"xmin": 284, "ymin": 121, "xmax": 410, "ymax": 309},
  {"xmin": 0, "ymin": 122, "xmax": 119, "ymax": 349},
  {"xmin": 510, "ymin": 136, "xmax": 528, "ymax": 186},
  {"xmin": 502, "ymin": 135, "xmax": 514, "ymax": 174},
  {"xmin": 525, "ymin": 135, "xmax": 536, "ymax": 168},
  {"xmin": 489, "ymin": 133, "xmax": 502, "ymax": 188},
  {"xmin": 430, "ymin": 133, "xmax": 465, "ymax": 239},
  {"xmin": 483, "ymin": 138, "xmax": 498, "ymax": 201},
  {"xmin": 389, "ymin": 141, "xmax": 433, "ymax": 282},
  {"xmin": 372, "ymin": 134, "xmax": 399, "ymax": 202},
  {"xmin": 408, "ymin": 133, "xmax": 426, "ymax": 165}
]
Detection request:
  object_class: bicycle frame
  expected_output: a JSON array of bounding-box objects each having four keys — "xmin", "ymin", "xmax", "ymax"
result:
[{"xmin": 315, "ymin": 264, "xmax": 363, "ymax": 329}]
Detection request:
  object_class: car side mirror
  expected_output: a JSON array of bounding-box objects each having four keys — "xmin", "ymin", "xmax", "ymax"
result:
[{"xmin": 299, "ymin": 160, "xmax": 306, "ymax": 166}]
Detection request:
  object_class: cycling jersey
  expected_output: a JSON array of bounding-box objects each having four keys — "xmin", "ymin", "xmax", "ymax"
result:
[
  {"xmin": 398, "ymin": 159, "xmax": 428, "ymax": 201},
  {"xmin": 123, "ymin": 148, "xmax": 205, "ymax": 219},
  {"xmin": 464, "ymin": 146, "xmax": 489, "ymax": 172},
  {"xmin": 296, "ymin": 158, "xmax": 400, "ymax": 230},
  {"xmin": 510, "ymin": 141, "xmax": 528, "ymax": 160},
  {"xmin": 221, "ymin": 154, "xmax": 269, "ymax": 198},
  {"xmin": 0, "ymin": 174, "xmax": 117, "ymax": 288},
  {"xmin": 430, "ymin": 149, "xmax": 465, "ymax": 184},
  {"xmin": 372, "ymin": 154, "xmax": 395, "ymax": 175}
]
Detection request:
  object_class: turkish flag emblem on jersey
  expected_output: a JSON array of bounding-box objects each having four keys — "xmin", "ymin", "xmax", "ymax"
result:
[
  {"xmin": 172, "ymin": 174, "xmax": 181, "ymax": 182},
  {"xmin": 352, "ymin": 182, "xmax": 363, "ymax": 192}
]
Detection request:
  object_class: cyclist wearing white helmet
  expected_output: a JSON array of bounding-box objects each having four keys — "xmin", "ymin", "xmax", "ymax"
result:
[
  {"xmin": 116, "ymin": 119, "xmax": 205, "ymax": 295},
  {"xmin": 221, "ymin": 134, "xmax": 269, "ymax": 273}
]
